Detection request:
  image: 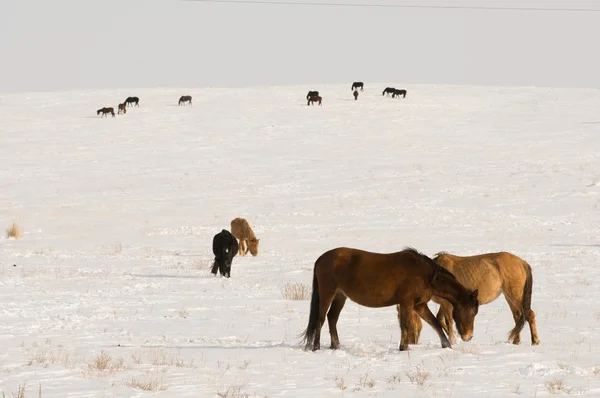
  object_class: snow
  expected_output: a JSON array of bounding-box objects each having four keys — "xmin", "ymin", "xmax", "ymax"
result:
[{"xmin": 1, "ymin": 83, "xmax": 600, "ymax": 397}]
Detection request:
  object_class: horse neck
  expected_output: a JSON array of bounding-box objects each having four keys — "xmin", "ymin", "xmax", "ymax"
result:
[{"xmin": 431, "ymin": 272, "xmax": 469, "ymax": 307}]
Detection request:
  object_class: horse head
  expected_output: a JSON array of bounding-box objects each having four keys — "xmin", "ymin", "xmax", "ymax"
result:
[{"xmin": 452, "ymin": 289, "xmax": 479, "ymax": 342}]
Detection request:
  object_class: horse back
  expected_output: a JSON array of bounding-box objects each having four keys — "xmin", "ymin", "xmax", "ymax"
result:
[
  {"xmin": 230, "ymin": 217, "xmax": 254, "ymax": 239},
  {"xmin": 434, "ymin": 252, "xmax": 525, "ymax": 304},
  {"xmin": 315, "ymin": 247, "xmax": 434, "ymax": 307}
]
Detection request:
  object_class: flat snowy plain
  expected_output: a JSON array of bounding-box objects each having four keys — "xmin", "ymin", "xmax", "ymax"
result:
[{"xmin": 1, "ymin": 84, "xmax": 599, "ymax": 397}]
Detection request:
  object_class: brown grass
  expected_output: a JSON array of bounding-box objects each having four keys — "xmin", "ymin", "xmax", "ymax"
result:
[
  {"xmin": 2, "ymin": 383, "xmax": 41, "ymax": 398},
  {"xmin": 125, "ymin": 366, "xmax": 168, "ymax": 392},
  {"xmin": 406, "ymin": 366, "xmax": 430, "ymax": 388},
  {"xmin": 83, "ymin": 351, "xmax": 126, "ymax": 378},
  {"xmin": 6, "ymin": 222, "xmax": 21, "ymax": 239},
  {"xmin": 545, "ymin": 379, "xmax": 565, "ymax": 394},
  {"xmin": 281, "ymin": 282, "xmax": 311, "ymax": 300}
]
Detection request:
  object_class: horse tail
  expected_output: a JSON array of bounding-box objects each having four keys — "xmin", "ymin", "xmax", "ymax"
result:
[
  {"xmin": 508, "ymin": 260, "xmax": 533, "ymax": 343},
  {"xmin": 299, "ymin": 259, "xmax": 321, "ymax": 350}
]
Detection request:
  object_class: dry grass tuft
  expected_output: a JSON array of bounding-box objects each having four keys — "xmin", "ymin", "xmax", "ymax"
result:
[
  {"xmin": 83, "ymin": 351, "xmax": 126, "ymax": 377},
  {"xmin": 406, "ymin": 366, "xmax": 430, "ymax": 388},
  {"xmin": 27, "ymin": 348, "xmax": 74, "ymax": 367},
  {"xmin": 132, "ymin": 347, "xmax": 195, "ymax": 368},
  {"xmin": 545, "ymin": 379, "xmax": 566, "ymax": 394},
  {"xmin": 126, "ymin": 366, "xmax": 168, "ymax": 392},
  {"xmin": 281, "ymin": 282, "xmax": 311, "ymax": 300},
  {"xmin": 6, "ymin": 222, "xmax": 21, "ymax": 239},
  {"xmin": 2, "ymin": 383, "xmax": 41, "ymax": 398}
]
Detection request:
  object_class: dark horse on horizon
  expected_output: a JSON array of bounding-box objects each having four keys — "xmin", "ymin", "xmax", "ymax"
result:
[
  {"xmin": 382, "ymin": 87, "xmax": 396, "ymax": 96},
  {"xmin": 124, "ymin": 96, "xmax": 139, "ymax": 107},
  {"xmin": 211, "ymin": 229, "xmax": 239, "ymax": 278},
  {"xmin": 97, "ymin": 107, "xmax": 115, "ymax": 117},
  {"xmin": 351, "ymin": 82, "xmax": 364, "ymax": 91},
  {"xmin": 392, "ymin": 89, "xmax": 407, "ymax": 98},
  {"xmin": 179, "ymin": 95, "xmax": 192, "ymax": 106},
  {"xmin": 306, "ymin": 91, "xmax": 319, "ymax": 100},
  {"xmin": 307, "ymin": 95, "xmax": 322, "ymax": 106},
  {"xmin": 300, "ymin": 247, "xmax": 479, "ymax": 352}
]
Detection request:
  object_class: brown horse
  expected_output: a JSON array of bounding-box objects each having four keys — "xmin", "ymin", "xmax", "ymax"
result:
[
  {"xmin": 179, "ymin": 95, "xmax": 192, "ymax": 106},
  {"xmin": 300, "ymin": 247, "xmax": 479, "ymax": 352},
  {"xmin": 307, "ymin": 95, "xmax": 322, "ymax": 106},
  {"xmin": 97, "ymin": 107, "xmax": 115, "ymax": 117},
  {"xmin": 230, "ymin": 217, "xmax": 260, "ymax": 256},
  {"xmin": 410, "ymin": 251, "xmax": 539, "ymax": 346},
  {"xmin": 117, "ymin": 103, "xmax": 127, "ymax": 115}
]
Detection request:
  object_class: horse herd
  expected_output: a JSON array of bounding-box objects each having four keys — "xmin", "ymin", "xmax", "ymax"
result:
[
  {"xmin": 305, "ymin": 82, "xmax": 409, "ymax": 106},
  {"xmin": 96, "ymin": 95, "xmax": 193, "ymax": 117},
  {"xmin": 209, "ymin": 217, "xmax": 539, "ymax": 352},
  {"xmin": 95, "ymin": 82, "xmax": 407, "ymax": 116}
]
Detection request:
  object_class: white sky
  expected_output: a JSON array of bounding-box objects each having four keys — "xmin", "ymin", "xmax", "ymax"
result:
[{"xmin": 2, "ymin": 0, "xmax": 599, "ymax": 93}]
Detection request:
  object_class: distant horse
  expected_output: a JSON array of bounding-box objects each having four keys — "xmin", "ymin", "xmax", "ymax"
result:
[
  {"xmin": 420, "ymin": 251, "xmax": 539, "ymax": 345},
  {"xmin": 353, "ymin": 90, "xmax": 359, "ymax": 101},
  {"xmin": 211, "ymin": 229, "xmax": 239, "ymax": 278},
  {"xmin": 300, "ymin": 247, "xmax": 479, "ymax": 352},
  {"xmin": 97, "ymin": 107, "xmax": 115, "ymax": 117},
  {"xmin": 124, "ymin": 96, "xmax": 139, "ymax": 107},
  {"xmin": 351, "ymin": 82, "xmax": 364, "ymax": 91},
  {"xmin": 392, "ymin": 89, "xmax": 407, "ymax": 99},
  {"xmin": 307, "ymin": 95, "xmax": 322, "ymax": 106},
  {"xmin": 306, "ymin": 91, "xmax": 319, "ymax": 100},
  {"xmin": 382, "ymin": 87, "xmax": 396, "ymax": 96},
  {"xmin": 179, "ymin": 95, "xmax": 192, "ymax": 106},
  {"xmin": 117, "ymin": 103, "xmax": 127, "ymax": 115},
  {"xmin": 231, "ymin": 217, "xmax": 260, "ymax": 256}
]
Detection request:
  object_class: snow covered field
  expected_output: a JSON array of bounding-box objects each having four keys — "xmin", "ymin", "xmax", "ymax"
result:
[{"xmin": 1, "ymin": 83, "xmax": 600, "ymax": 397}]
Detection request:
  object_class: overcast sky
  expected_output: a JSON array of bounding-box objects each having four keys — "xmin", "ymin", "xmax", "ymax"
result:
[{"xmin": 1, "ymin": 0, "xmax": 599, "ymax": 93}]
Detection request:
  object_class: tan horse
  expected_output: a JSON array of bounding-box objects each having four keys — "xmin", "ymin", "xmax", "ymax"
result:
[
  {"xmin": 118, "ymin": 103, "xmax": 127, "ymax": 114},
  {"xmin": 408, "ymin": 251, "xmax": 540, "ymax": 346},
  {"xmin": 97, "ymin": 107, "xmax": 115, "ymax": 117},
  {"xmin": 300, "ymin": 247, "xmax": 479, "ymax": 352},
  {"xmin": 230, "ymin": 217, "xmax": 260, "ymax": 256}
]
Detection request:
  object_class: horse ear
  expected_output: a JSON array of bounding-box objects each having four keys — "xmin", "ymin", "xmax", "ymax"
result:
[{"xmin": 471, "ymin": 289, "xmax": 479, "ymax": 301}]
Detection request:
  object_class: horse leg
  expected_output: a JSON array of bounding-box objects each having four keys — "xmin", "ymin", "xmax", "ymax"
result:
[
  {"xmin": 397, "ymin": 303, "xmax": 416, "ymax": 351},
  {"xmin": 327, "ymin": 292, "xmax": 347, "ymax": 349},
  {"xmin": 414, "ymin": 303, "xmax": 452, "ymax": 349},
  {"xmin": 436, "ymin": 300, "xmax": 456, "ymax": 344},
  {"xmin": 399, "ymin": 304, "xmax": 422, "ymax": 345},
  {"xmin": 313, "ymin": 284, "xmax": 338, "ymax": 351},
  {"xmin": 527, "ymin": 309, "xmax": 540, "ymax": 345}
]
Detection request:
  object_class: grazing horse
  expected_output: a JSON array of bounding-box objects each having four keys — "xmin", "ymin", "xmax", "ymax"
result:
[
  {"xmin": 307, "ymin": 95, "xmax": 322, "ymax": 106},
  {"xmin": 124, "ymin": 96, "xmax": 139, "ymax": 107},
  {"xmin": 382, "ymin": 87, "xmax": 396, "ymax": 96},
  {"xmin": 300, "ymin": 247, "xmax": 479, "ymax": 352},
  {"xmin": 211, "ymin": 229, "xmax": 239, "ymax": 278},
  {"xmin": 179, "ymin": 95, "xmax": 192, "ymax": 106},
  {"xmin": 351, "ymin": 82, "xmax": 364, "ymax": 91},
  {"xmin": 435, "ymin": 252, "xmax": 539, "ymax": 345},
  {"xmin": 97, "ymin": 107, "xmax": 115, "ymax": 117},
  {"xmin": 408, "ymin": 251, "xmax": 540, "ymax": 346},
  {"xmin": 353, "ymin": 90, "xmax": 359, "ymax": 101},
  {"xmin": 231, "ymin": 217, "xmax": 260, "ymax": 256},
  {"xmin": 392, "ymin": 89, "xmax": 407, "ymax": 99},
  {"xmin": 306, "ymin": 91, "xmax": 319, "ymax": 100},
  {"xmin": 117, "ymin": 103, "xmax": 127, "ymax": 115}
]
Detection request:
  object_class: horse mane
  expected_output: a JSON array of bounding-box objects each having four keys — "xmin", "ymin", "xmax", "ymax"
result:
[
  {"xmin": 403, "ymin": 247, "xmax": 457, "ymax": 281},
  {"xmin": 432, "ymin": 251, "xmax": 448, "ymax": 262}
]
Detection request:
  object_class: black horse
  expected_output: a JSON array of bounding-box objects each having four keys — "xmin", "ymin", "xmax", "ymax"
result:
[
  {"xmin": 211, "ymin": 229, "xmax": 239, "ymax": 278},
  {"xmin": 179, "ymin": 95, "xmax": 192, "ymax": 106},
  {"xmin": 382, "ymin": 87, "xmax": 396, "ymax": 96},
  {"xmin": 392, "ymin": 89, "xmax": 407, "ymax": 99},
  {"xmin": 351, "ymin": 82, "xmax": 364, "ymax": 91},
  {"xmin": 124, "ymin": 96, "xmax": 139, "ymax": 107},
  {"xmin": 306, "ymin": 91, "xmax": 319, "ymax": 100}
]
